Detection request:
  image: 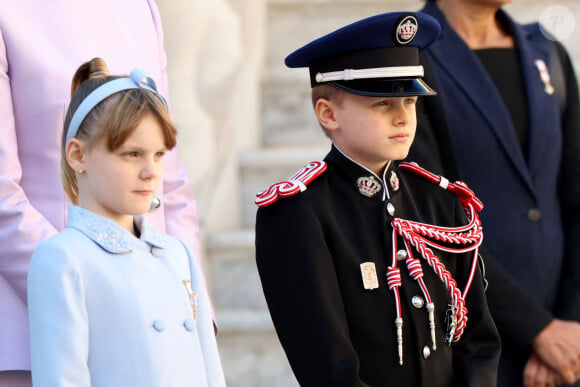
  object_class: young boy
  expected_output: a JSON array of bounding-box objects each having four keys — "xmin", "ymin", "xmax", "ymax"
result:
[{"xmin": 254, "ymin": 12, "xmax": 501, "ymax": 386}]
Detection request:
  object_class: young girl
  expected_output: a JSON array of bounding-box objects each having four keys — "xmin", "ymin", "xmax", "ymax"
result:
[{"xmin": 27, "ymin": 58, "xmax": 226, "ymax": 387}]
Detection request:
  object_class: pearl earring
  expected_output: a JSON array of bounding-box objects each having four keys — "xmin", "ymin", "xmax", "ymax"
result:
[{"xmin": 150, "ymin": 196, "xmax": 161, "ymax": 211}]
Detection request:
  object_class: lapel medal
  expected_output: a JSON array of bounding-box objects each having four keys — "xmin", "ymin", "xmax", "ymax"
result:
[
  {"xmin": 534, "ymin": 59, "xmax": 554, "ymax": 95},
  {"xmin": 360, "ymin": 262, "xmax": 379, "ymax": 290}
]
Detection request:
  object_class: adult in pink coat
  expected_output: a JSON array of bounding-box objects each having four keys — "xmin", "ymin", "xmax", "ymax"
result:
[{"xmin": 0, "ymin": 1, "xmax": 202, "ymax": 385}]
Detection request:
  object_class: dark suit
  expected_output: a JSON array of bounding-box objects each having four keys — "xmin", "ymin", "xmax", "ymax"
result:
[
  {"xmin": 256, "ymin": 146, "xmax": 500, "ymax": 386},
  {"xmin": 408, "ymin": 2, "xmax": 580, "ymax": 386}
]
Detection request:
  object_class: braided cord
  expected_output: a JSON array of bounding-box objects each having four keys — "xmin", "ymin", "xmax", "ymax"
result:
[{"xmin": 391, "ymin": 203, "xmax": 482, "ymax": 342}]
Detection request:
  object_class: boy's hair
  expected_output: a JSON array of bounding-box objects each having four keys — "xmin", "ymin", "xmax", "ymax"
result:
[
  {"xmin": 61, "ymin": 57, "xmax": 177, "ymax": 204},
  {"xmin": 311, "ymin": 84, "xmax": 346, "ymax": 137}
]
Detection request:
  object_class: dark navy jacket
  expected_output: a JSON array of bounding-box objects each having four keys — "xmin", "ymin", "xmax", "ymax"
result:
[
  {"xmin": 256, "ymin": 146, "xmax": 500, "ymax": 386},
  {"xmin": 408, "ymin": 2, "xmax": 580, "ymax": 385}
]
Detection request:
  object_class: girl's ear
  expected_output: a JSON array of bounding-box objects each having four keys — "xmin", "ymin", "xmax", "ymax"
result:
[
  {"xmin": 315, "ymin": 98, "xmax": 340, "ymax": 132},
  {"xmin": 65, "ymin": 138, "xmax": 86, "ymax": 173}
]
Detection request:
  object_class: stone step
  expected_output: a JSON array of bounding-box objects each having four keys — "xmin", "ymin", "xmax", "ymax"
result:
[
  {"xmin": 216, "ymin": 311, "xmax": 298, "ymax": 387},
  {"xmin": 240, "ymin": 145, "xmax": 330, "ymax": 227},
  {"xmin": 205, "ymin": 229, "xmax": 265, "ymax": 311},
  {"xmin": 216, "ymin": 309, "xmax": 274, "ymax": 332},
  {"xmin": 261, "ymin": 69, "xmax": 328, "ymax": 146},
  {"xmin": 206, "ymin": 229, "xmax": 298, "ymax": 386}
]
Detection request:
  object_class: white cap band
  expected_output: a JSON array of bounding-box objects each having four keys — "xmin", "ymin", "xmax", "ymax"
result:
[{"xmin": 315, "ymin": 65, "xmax": 424, "ymax": 83}]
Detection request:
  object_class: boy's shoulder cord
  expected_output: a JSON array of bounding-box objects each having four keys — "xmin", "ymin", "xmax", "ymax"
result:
[
  {"xmin": 385, "ymin": 162, "xmax": 484, "ymax": 365},
  {"xmin": 255, "ymin": 161, "xmax": 327, "ymax": 207}
]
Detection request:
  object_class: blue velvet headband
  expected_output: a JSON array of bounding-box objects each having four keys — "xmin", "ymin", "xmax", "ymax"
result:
[{"xmin": 65, "ymin": 68, "xmax": 168, "ymax": 143}]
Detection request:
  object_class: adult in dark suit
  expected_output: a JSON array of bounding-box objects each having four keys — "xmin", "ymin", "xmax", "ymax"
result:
[{"xmin": 407, "ymin": 1, "xmax": 580, "ymax": 386}]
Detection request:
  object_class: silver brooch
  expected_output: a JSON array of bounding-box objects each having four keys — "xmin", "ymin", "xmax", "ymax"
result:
[{"xmin": 357, "ymin": 176, "xmax": 382, "ymax": 197}]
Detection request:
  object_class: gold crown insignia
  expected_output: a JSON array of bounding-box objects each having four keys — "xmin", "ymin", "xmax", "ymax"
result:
[{"xmin": 357, "ymin": 175, "xmax": 382, "ymax": 197}]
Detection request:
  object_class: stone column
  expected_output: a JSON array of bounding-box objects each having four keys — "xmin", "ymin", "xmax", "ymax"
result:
[{"xmin": 157, "ymin": 0, "xmax": 246, "ymax": 228}]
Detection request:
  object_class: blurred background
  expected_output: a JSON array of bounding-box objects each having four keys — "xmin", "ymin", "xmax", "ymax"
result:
[{"xmin": 156, "ymin": 1, "xmax": 580, "ymax": 385}]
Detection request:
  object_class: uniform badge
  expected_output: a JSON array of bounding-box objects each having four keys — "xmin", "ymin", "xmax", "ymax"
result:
[
  {"xmin": 395, "ymin": 15, "xmax": 418, "ymax": 45},
  {"xmin": 389, "ymin": 170, "xmax": 400, "ymax": 191},
  {"xmin": 360, "ymin": 262, "xmax": 379, "ymax": 290},
  {"xmin": 534, "ymin": 59, "xmax": 555, "ymax": 95},
  {"xmin": 357, "ymin": 175, "xmax": 382, "ymax": 197}
]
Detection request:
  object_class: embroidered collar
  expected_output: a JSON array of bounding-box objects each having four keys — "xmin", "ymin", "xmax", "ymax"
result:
[
  {"xmin": 66, "ymin": 205, "xmax": 166, "ymax": 254},
  {"xmin": 329, "ymin": 144, "xmax": 395, "ymax": 200}
]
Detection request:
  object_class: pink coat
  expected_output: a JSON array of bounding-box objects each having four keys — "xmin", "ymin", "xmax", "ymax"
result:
[{"xmin": 0, "ymin": 0, "xmax": 201, "ymax": 371}]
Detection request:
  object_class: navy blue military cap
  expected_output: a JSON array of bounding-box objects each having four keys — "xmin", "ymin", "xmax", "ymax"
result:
[{"xmin": 285, "ymin": 12, "xmax": 441, "ymax": 97}]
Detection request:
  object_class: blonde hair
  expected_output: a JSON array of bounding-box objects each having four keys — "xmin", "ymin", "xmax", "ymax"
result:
[{"xmin": 61, "ymin": 57, "xmax": 177, "ymax": 204}]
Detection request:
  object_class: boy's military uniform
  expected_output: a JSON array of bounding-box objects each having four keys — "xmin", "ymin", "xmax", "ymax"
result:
[{"xmin": 255, "ymin": 12, "xmax": 501, "ymax": 387}]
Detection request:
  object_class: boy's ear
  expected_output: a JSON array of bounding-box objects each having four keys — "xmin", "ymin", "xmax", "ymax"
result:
[
  {"xmin": 315, "ymin": 98, "xmax": 340, "ymax": 132},
  {"xmin": 65, "ymin": 139, "xmax": 86, "ymax": 172}
]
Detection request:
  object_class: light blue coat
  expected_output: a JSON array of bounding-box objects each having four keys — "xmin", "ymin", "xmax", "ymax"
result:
[{"xmin": 28, "ymin": 206, "xmax": 225, "ymax": 387}]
